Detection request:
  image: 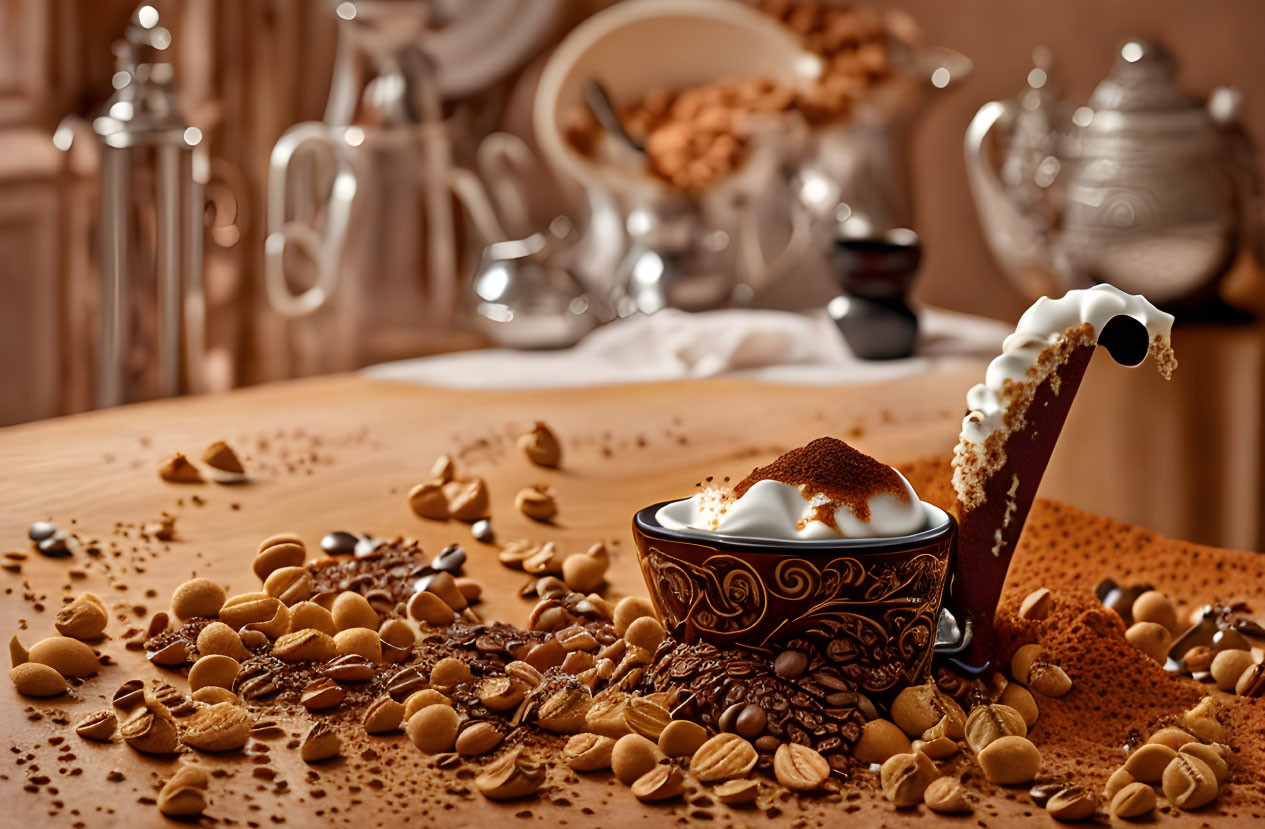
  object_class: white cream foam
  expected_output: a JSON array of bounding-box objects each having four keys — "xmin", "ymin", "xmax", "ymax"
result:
[
  {"xmin": 655, "ymin": 474, "xmax": 926, "ymax": 541},
  {"xmin": 959, "ymin": 284, "xmax": 1174, "ymax": 445}
]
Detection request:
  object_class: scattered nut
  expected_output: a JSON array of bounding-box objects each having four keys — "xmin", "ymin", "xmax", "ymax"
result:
[
  {"xmin": 632, "ymin": 764, "xmax": 685, "ymax": 802},
  {"xmin": 55, "ymin": 593, "xmax": 109, "ymax": 640},
  {"xmin": 658, "ymin": 719, "xmax": 708, "ymax": 759},
  {"xmin": 624, "ymin": 616, "xmax": 666, "ymax": 652},
  {"xmin": 1161, "ymin": 752, "xmax": 1219, "ymax": 810},
  {"xmin": 880, "ymin": 751, "xmax": 938, "ymax": 807},
  {"xmin": 612, "ymin": 734, "xmax": 664, "ymax": 785},
  {"xmin": 625, "ymin": 696, "xmax": 672, "ymax": 740},
  {"xmin": 300, "ymin": 722, "xmax": 341, "ymax": 763},
  {"xmin": 10, "ymin": 662, "xmax": 67, "ymax": 697},
  {"xmin": 408, "ymin": 482, "xmax": 449, "ymax": 520},
  {"xmin": 196, "ymin": 622, "xmax": 249, "ymax": 660},
  {"xmin": 773, "ymin": 742, "xmax": 830, "ymax": 792},
  {"xmin": 403, "ymin": 689, "xmax": 451, "ymax": 720},
  {"xmin": 1131, "ymin": 590, "xmax": 1178, "ymax": 633},
  {"xmin": 924, "ymin": 776, "xmax": 972, "ymax": 813},
  {"xmin": 1000, "ymin": 683, "xmax": 1040, "ymax": 726},
  {"xmin": 1104, "ymin": 766, "xmax": 1136, "ymax": 801},
  {"xmin": 300, "ymin": 677, "xmax": 346, "ymax": 711},
  {"xmin": 447, "ymin": 478, "xmax": 490, "ymax": 522},
  {"xmin": 1180, "ymin": 743, "xmax": 1229, "ymax": 785},
  {"xmin": 331, "ymin": 591, "xmax": 379, "ymax": 631},
  {"xmin": 566, "ymin": 732, "xmax": 617, "ymax": 771},
  {"xmin": 1027, "ymin": 662, "xmax": 1073, "ymax": 697},
  {"xmin": 28, "ymin": 635, "xmax": 98, "ymax": 677},
  {"xmin": 713, "ymin": 778, "xmax": 760, "ymax": 806},
  {"xmin": 76, "ymin": 710, "xmax": 118, "ymax": 741},
  {"xmin": 1147, "ymin": 727, "xmax": 1196, "ymax": 751},
  {"xmin": 1040, "ymin": 784, "xmax": 1095, "ymax": 821},
  {"xmin": 181, "ymin": 702, "xmax": 251, "ymax": 751},
  {"xmin": 612, "ymin": 596, "xmax": 657, "ymax": 636},
  {"xmin": 854, "ymin": 718, "xmax": 911, "ymax": 764},
  {"xmin": 363, "ymin": 696, "xmax": 406, "ymax": 734},
  {"xmin": 289, "ymin": 602, "xmax": 338, "ymax": 636},
  {"xmin": 890, "ymin": 682, "xmax": 966, "ymax": 738},
  {"xmin": 1123, "ymin": 743, "xmax": 1177, "ymax": 783},
  {"xmin": 120, "ymin": 703, "xmax": 180, "ymax": 754},
  {"xmin": 689, "ymin": 732, "xmax": 758, "ymax": 783},
  {"xmin": 188, "ymin": 654, "xmax": 241, "ymax": 691},
  {"xmin": 158, "ymin": 453, "xmax": 202, "ymax": 483},
  {"xmin": 965, "ymin": 703, "xmax": 1027, "ymax": 753},
  {"xmin": 252, "ymin": 537, "xmax": 306, "ymax": 581},
  {"xmin": 263, "ymin": 566, "xmax": 315, "ymax": 605},
  {"xmin": 1110, "ymin": 781, "xmax": 1156, "ymax": 819},
  {"xmin": 157, "ymin": 765, "xmax": 209, "ymax": 816},
  {"xmin": 335, "ymin": 627, "xmax": 382, "ymax": 662},
  {"xmin": 977, "ymin": 735, "xmax": 1041, "ymax": 785},
  {"xmin": 406, "ymin": 703, "xmax": 459, "ymax": 754},
  {"xmin": 519, "ymin": 422, "xmax": 562, "ymax": 468},
  {"xmin": 1125, "ymin": 621, "xmax": 1172, "ymax": 663},
  {"xmin": 475, "ymin": 747, "xmax": 546, "ymax": 800},
  {"xmin": 562, "ymin": 552, "xmax": 607, "ymax": 593},
  {"xmin": 408, "ymin": 590, "xmax": 456, "ymax": 626},
  {"xmin": 273, "ymin": 628, "xmax": 337, "ymax": 662},
  {"xmin": 515, "ymin": 485, "xmax": 558, "ymax": 521},
  {"xmin": 1210, "ymin": 648, "xmax": 1255, "ymax": 691},
  {"xmin": 201, "ymin": 440, "xmax": 244, "ymax": 475},
  {"xmin": 455, "ymin": 721, "xmax": 504, "ymax": 756}
]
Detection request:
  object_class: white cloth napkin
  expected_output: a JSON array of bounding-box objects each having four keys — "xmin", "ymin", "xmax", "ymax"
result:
[{"xmin": 365, "ymin": 307, "xmax": 1011, "ymax": 389}]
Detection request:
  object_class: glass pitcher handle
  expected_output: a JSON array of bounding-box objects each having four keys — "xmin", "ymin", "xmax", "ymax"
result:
[{"xmin": 264, "ymin": 123, "xmax": 359, "ymax": 317}]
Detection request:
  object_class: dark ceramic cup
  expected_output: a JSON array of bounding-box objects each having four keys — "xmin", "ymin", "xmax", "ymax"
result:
[{"xmin": 632, "ymin": 500, "xmax": 956, "ymax": 698}]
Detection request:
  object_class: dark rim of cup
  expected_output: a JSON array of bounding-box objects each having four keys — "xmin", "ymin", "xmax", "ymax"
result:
[{"xmin": 633, "ymin": 500, "xmax": 954, "ymax": 555}]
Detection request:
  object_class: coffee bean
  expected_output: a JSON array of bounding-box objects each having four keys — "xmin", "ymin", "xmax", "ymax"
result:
[
  {"xmin": 734, "ymin": 703, "xmax": 767, "ymax": 738},
  {"xmin": 1235, "ymin": 661, "xmax": 1265, "ymax": 696},
  {"xmin": 774, "ymin": 650, "xmax": 807, "ymax": 678},
  {"xmin": 320, "ymin": 531, "xmax": 359, "ymax": 556},
  {"xmin": 924, "ymin": 776, "xmax": 972, "ymax": 813},
  {"xmin": 38, "ymin": 534, "xmax": 72, "ymax": 557},
  {"xmin": 1110, "ymin": 782, "xmax": 1155, "ymax": 818},
  {"xmin": 1027, "ymin": 781, "xmax": 1063, "ymax": 805},
  {"xmin": 28, "ymin": 521, "xmax": 56, "ymax": 542},
  {"xmin": 471, "ymin": 520, "xmax": 494, "ymax": 543},
  {"xmin": 1046, "ymin": 785, "xmax": 1097, "ymax": 821},
  {"xmin": 1018, "ymin": 587, "xmax": 1053, "ymax": 621},
  {"xmin": 718, "ymin": 702, "xmax": 743, "ymax": 733},
  {"xmin": 1162, "ymin": 754, "xmax": 1219, "ymax": 811},
  {"xmin": 1179, "ymin": 744, "xmax": 1229, "ymax": 785},
  {"xmin": 432, "ymin": 545, "xmax": 467, "ymax": 574},
  {"xmin": 386, "ymin": 666, "xmax": 429, "ymax": 701}
]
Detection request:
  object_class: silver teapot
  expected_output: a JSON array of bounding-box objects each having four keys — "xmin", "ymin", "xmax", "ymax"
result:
[{"xmin": 965, "ymin": 40, "xmax": 1261, "ymax": 309}]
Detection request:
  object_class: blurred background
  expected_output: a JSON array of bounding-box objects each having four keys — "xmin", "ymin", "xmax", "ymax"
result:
[{"xmin": 1, "ymin": 0, "xmax": 1262, "ymax": 547}]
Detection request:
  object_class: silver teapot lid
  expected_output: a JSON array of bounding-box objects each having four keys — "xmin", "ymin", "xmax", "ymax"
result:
[{"xmin": 1087, "ymin": 40, "xmax": 1191, "ymax": 113}]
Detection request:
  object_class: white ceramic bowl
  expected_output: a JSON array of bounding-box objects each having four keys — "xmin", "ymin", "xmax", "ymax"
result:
[{"xmin": 533, "ymin": 0, "xmax": 822, "ymax": 190}]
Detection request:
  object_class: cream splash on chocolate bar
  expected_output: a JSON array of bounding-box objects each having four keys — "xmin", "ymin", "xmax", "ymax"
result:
[
  {"xmin": 953, "ymin": 284, "xmax": 1176, "ymax": 512},
  {"xmin": 950, "ymin": 283, "xmax": 1176, "ymax": 667}
]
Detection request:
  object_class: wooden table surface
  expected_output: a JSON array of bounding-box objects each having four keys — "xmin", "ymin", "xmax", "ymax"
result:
[
  {"xmin": 0, "ymin": 364, "xmax": 1256, "ymax": 827},
  {"xmin": 0, "ymin": 368, "xmax": 998, "ymax": 827}
]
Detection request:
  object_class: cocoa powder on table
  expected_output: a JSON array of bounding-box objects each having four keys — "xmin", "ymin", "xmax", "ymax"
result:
[{"xmin": 902, "ymin": 456, "xmax": 1265, "ymax": 814}]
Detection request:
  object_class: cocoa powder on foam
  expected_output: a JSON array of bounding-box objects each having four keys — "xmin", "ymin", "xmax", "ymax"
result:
[{"xmin": 902, "ymin": 456, "xmax": 1265, "ymax": 813}]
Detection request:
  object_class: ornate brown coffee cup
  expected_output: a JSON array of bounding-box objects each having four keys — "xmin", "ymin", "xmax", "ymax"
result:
[{"xmin": 632, "ymin": 501, "xmax": 956, "ymax": 698}]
